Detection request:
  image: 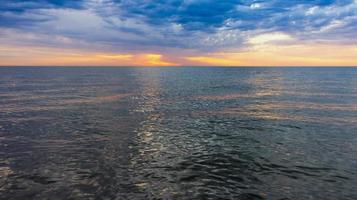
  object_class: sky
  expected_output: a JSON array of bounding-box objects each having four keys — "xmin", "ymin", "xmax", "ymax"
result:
[{"xmin": 1, "ymin": 0, "xmax": 357, "ymax": 66}]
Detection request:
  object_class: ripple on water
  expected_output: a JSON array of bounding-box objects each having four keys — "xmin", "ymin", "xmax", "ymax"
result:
[{"xmin": 0, "ymin": 67, "xmax": 357, "ymax": 200}]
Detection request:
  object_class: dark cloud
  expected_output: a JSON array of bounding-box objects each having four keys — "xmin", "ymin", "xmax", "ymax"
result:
[
  {"xmin": 0, "ymin": 0, "xmax": 84, "ymax": 12},
  {"xmin": 104, "ymin": 0, "xmax": 356, "ymax": 31},
  {"xmin": 1, "ymin": 0, "xmax": 357, "ymax": 51},
  {"xmin": 0, "ymin": 0, "xmax": 84, "ymax": 28}
]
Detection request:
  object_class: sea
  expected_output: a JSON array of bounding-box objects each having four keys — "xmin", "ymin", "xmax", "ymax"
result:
[{"xmin": 0, "ymin": 67, "xmax": 356, "ymax": 200}]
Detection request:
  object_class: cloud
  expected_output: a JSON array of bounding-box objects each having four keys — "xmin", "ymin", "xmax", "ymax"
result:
[
  {"xmin": 248, "ymin": 32, "xmax": 294, "ymax": 45},
  {"xmin": 184, "ymin": 43, "xmax": 357, "ymax": 66},
  {"xmin": 0, "ymin": 0, "xmax": 357, "ymax": 65},
  {"xmin": 0, "ymin": 43, "xmax": 178, "ymax": 66}
]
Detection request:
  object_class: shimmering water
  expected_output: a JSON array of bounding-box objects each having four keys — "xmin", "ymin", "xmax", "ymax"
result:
[{"xmin": 0, "ymin": 67, "xmax": 356, "ymax": 200}]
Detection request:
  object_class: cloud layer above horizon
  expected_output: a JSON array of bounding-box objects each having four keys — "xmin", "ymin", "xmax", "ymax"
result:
[{"xmin": 1, "ymin": 0, "xmax": 357, "ymax": 66}]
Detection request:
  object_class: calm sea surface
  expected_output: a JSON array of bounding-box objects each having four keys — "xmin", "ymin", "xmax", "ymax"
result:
[{"xmin": 0, "ymin": 67, "xmax": 356, "ymax": 200}]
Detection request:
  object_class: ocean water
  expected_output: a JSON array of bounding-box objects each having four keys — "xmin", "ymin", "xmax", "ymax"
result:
[{"xmin": 0, "ymin": 67, "xmax": 356, "ymax": 200}]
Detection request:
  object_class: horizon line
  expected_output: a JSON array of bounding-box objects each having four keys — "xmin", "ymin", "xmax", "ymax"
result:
[{"xmin": 1, "ymin": 65, "xmax": 357, "ymax": 68}]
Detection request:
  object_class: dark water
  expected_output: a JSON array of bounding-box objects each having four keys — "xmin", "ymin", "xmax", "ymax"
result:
[{"xmin": 0, "ymin": 67, "xmax": 356, "ymax": 200}]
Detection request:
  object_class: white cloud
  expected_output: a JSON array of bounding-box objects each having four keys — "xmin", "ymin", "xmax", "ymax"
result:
[
  {"xmin": 248, "ymin": 32, "xmax": 294, "ymax": 45},
  {"xmin": 250, "ymin": 3, "xmax": 261, "ymax": 9}
]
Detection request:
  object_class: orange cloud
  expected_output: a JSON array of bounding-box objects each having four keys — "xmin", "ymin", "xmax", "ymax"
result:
[
  {"xmin": 185, "ymin": 56, "xmax": 243, "ymax": 66},
  {"xmin": 1, "ymin": 43, "xmax": 357, "ymax": 66},
  {"xmin": 0, "ymin": 45, "xmax": 178, "ymax": 66},
  {"xmin": 95, "ymin": 54, "xmax": 133, "ymax": 60},
  {"xmin": 135, "ymin": 54, "xmax": 178, "ymax": 66},
  {"xmin": 184, "ymin": 43, "xmax": 357, "ymax": 66}
]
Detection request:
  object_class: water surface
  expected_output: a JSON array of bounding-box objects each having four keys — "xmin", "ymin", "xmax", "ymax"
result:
[{"xmin": 0, "ymin": 67, "xmax": 356, "ymax": 200}]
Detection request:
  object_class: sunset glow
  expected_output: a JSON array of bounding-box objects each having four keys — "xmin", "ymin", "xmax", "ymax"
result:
[
  {"xmin": 1, "ymin": 1, "xmax": 357, "ymax": 199},
  {"xmin": 1, "ymin": 1, "xmax": 357, "ymax": 66}
]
